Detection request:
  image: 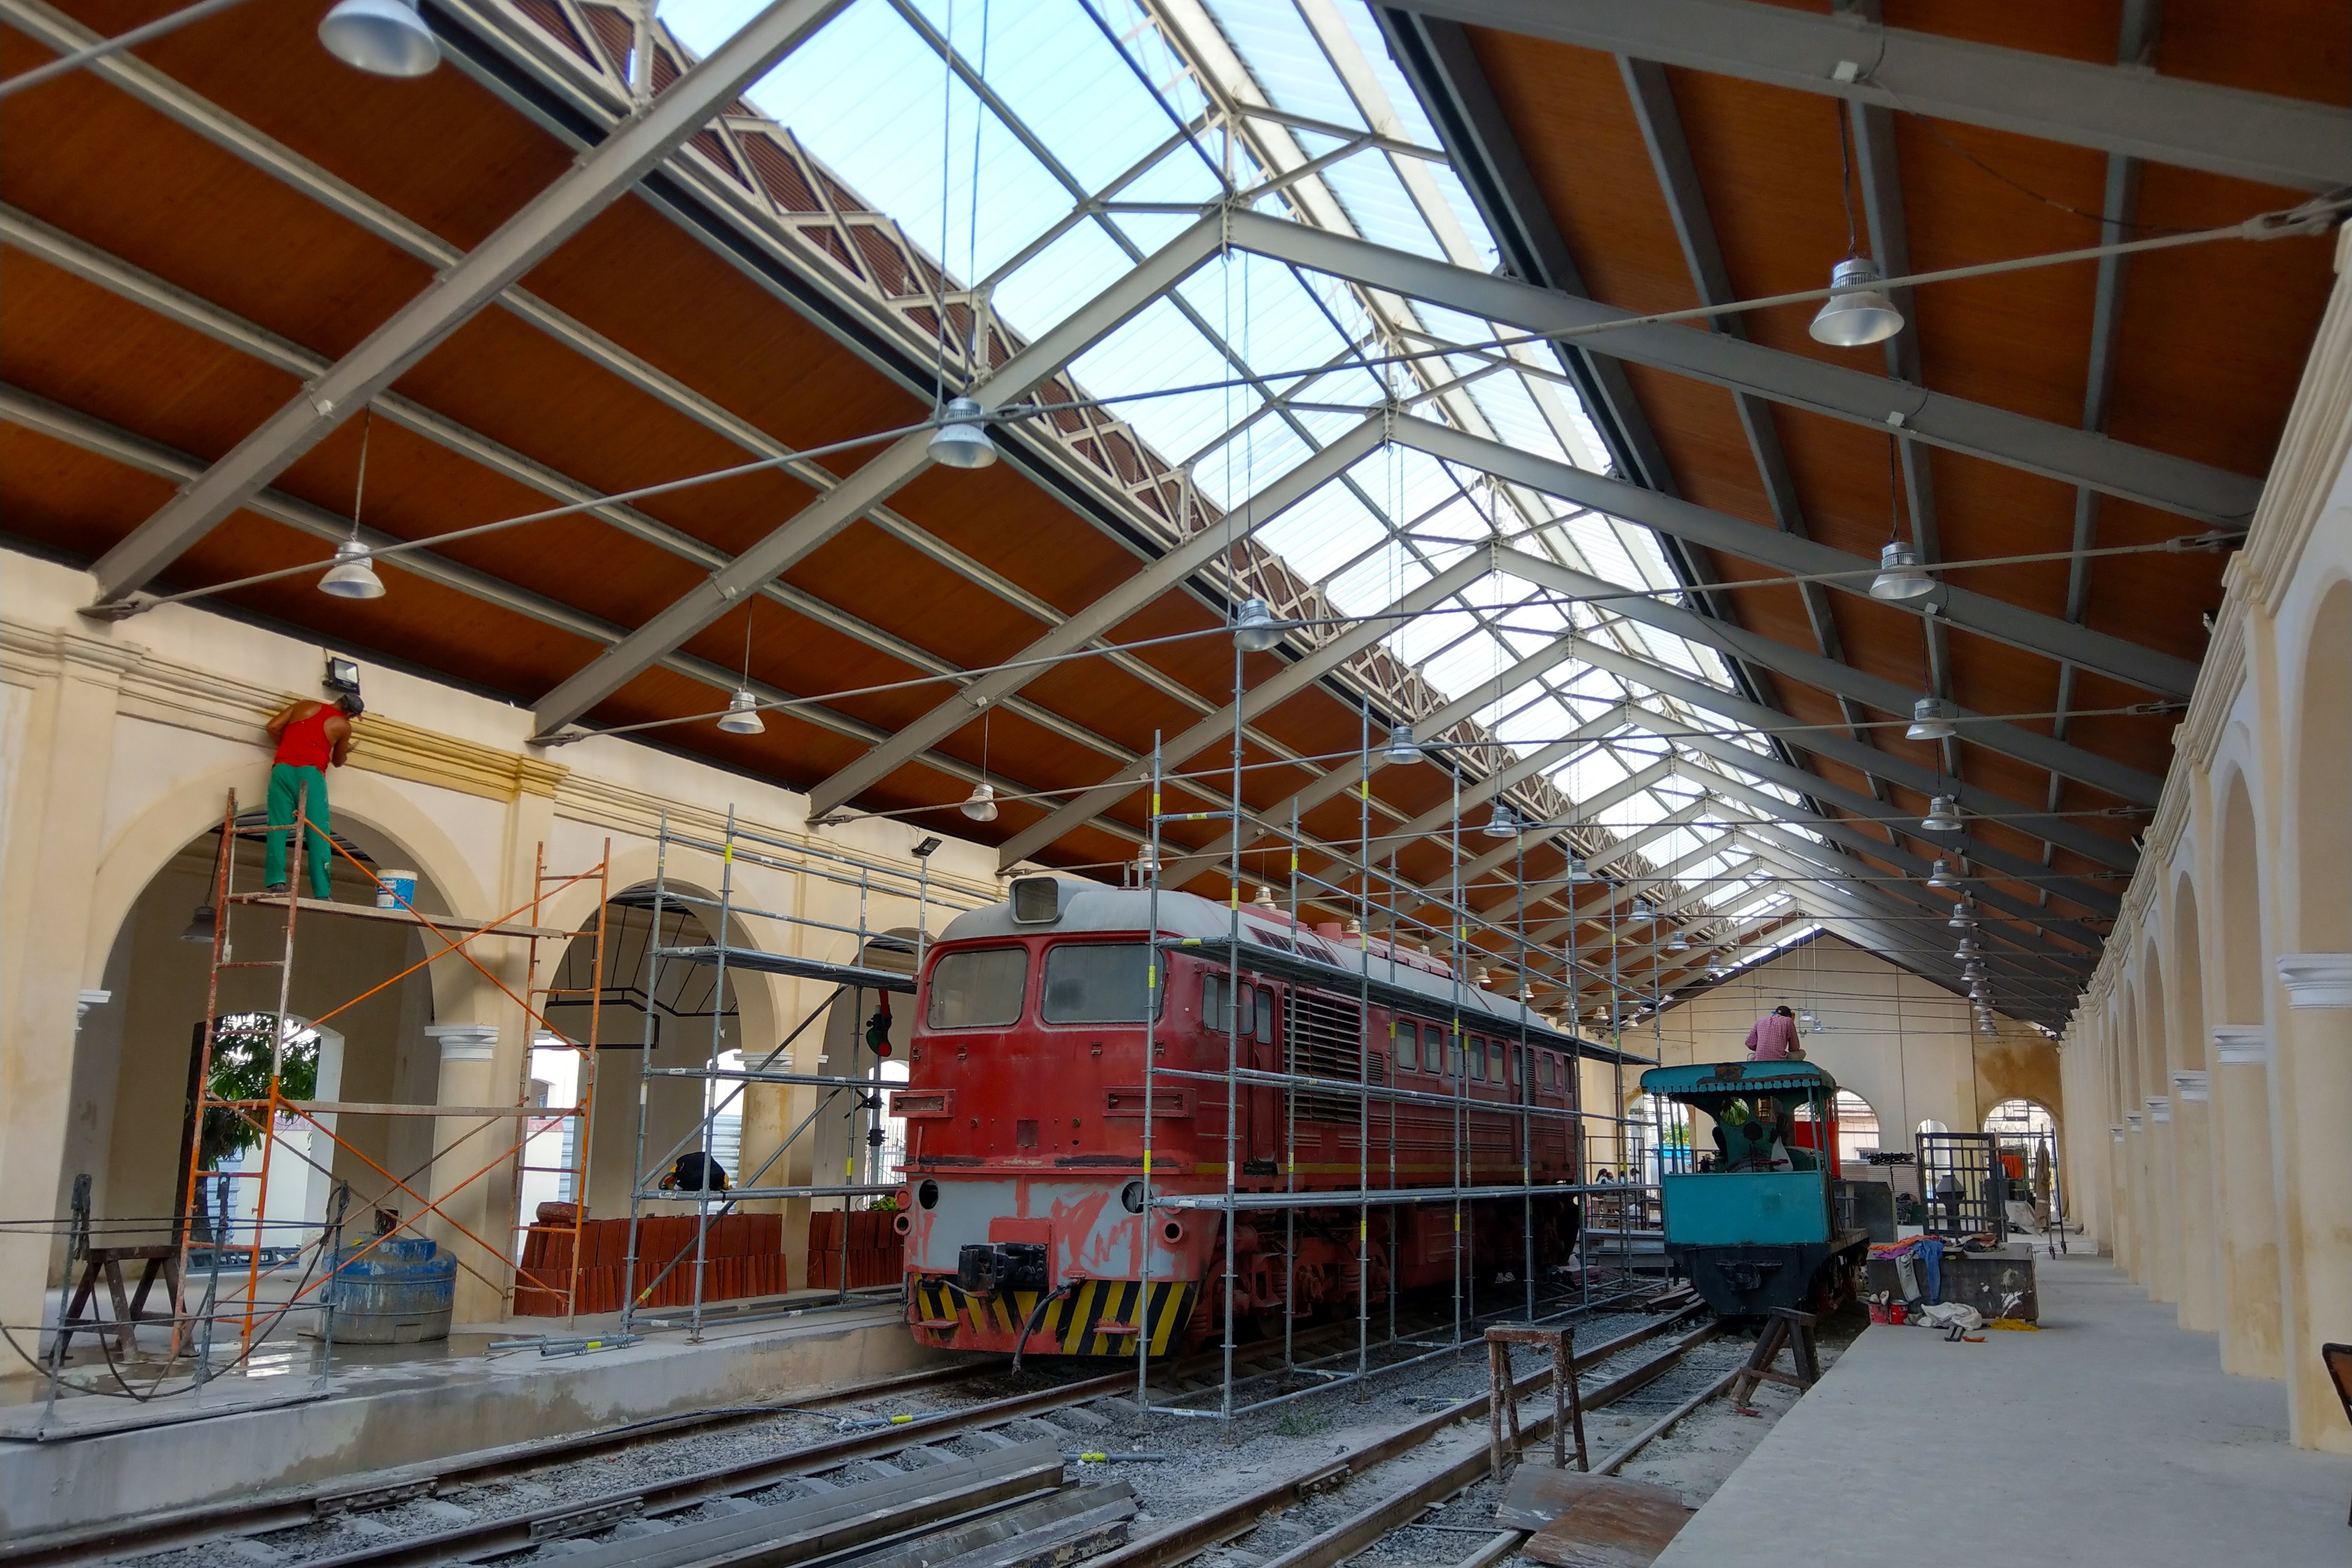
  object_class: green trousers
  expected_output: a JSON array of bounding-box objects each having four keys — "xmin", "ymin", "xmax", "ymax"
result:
[{"xmin": 265, "ymin": 764, "xmax": 333, "ymax": 898}]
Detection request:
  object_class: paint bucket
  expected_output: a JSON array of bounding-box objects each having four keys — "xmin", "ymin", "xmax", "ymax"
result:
[{"xmin": 375, "ymin": 869, "xmax": 418, "ymax": 909}]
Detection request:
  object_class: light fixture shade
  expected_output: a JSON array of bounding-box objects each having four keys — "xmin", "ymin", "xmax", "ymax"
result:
[
  {"xmin": 1667, "ymin": 930, "xmax": 1689, "ymax": 953},
  {"xmin": 1808, "ymin": 256, "xmax": 1904, "ymax": 347},
  {"xmin": 959, "ymin": 782, "xmax": 999, "ymax": 822},
  {"xmin": 1906, "ymin": 696, "xmax": 1957, "ymax": 742},
  {"xmin": 1134, "ymin": 846, "xmax": 1159, "ymax": 875},
  {"xmin": 1869, "ymin": 541, "xmax": 1934, "ymax": 601},
  {"xmin": 1925, "ymin": 858, "xmax": 1956, "ymax": 889},
  {"xmin": 179, "ymin": 904, "xmax": 217, "ymax": 944},
  {"xmin": 1630, "ymin": 896, "xmax": 1656, "ymax": 920},
  {"xmin": 716, "ymin": 688, "xmax": 765, "ymax": 735},
  {"xmin": 1565, "ymin": 852, "xmax": 1589, "ymax": 878},
  {"xmin": 1482, "ymin": 804, "xmax": 1518, "ymax": 839},
  {"xmin": 318, "ymin": 538, "xmax": 386, "ymax": 599},
  {"xmin": 1948, "ymin": 906, "xmax": 1977, "ymax": 929},
  {"xmin": 1232, "ymin": 597, "xmax": 1287, "ymax": 653},
  {"xmin": 1384, "ymin": 722, "xmax": 1424, "ymax": 764},
  {"xmin": 1921, "ymin": 795, "xmax": 1962, "ymax": 833},
  {"xmin": 927, "ymin": 397, "xmax": 997, "ymax": 469},
  {"xmin": 318, "ymin": 0, "xmax": 440, "ymax": 77}
]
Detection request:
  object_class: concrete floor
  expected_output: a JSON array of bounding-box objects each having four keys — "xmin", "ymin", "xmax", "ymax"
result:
[
  {"xmin": 1656, "ymin": 1254, "xmax": 2349, "ymax": 1566},
  {"xmin": 0, "ymin": 1295, "xmax": 944, "ymax": 1544}
]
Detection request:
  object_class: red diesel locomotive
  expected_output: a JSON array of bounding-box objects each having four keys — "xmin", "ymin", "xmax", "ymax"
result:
[{"xmin": 889, "ymin": 876, "xmax": 1600, "ymax": 1358}]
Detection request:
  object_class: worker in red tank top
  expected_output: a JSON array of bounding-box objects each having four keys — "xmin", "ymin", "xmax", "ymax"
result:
[{"xmin": 262, "ymin": 694, "xmax": 361, "ymax": 897}]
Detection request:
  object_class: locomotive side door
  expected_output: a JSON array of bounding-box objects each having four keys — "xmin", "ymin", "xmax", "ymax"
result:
[{"xmin": 1248, "ymin": 984, "xmax": 1280, "ymax": 1172}]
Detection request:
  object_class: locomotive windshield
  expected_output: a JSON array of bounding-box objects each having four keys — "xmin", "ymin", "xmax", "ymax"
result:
[
  {"xmin": 925, "ymin": 946, "xmax": 1028, "ymax": 1028},
  {"xmin": 1041, "ymin": 943, "xmax": 1164, "ymax": 1023}
]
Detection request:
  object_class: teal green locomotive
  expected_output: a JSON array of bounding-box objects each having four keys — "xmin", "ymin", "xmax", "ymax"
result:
[{"xmin": 1640, "ymin": 1060, "xmax": 1870, "ymax": 1318}]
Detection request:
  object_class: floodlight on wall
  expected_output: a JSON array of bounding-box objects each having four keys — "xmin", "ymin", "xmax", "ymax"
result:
[
  {"xmin": 1232, "ymin": 597, "xmax": 1287, "ymax": 653},
  {"xmin": 1921, "ymin": 796, "xmax": 1962, "ymax": 834},
  {"xmin": 715, "ymin": 689, "xmax": 765, "ymax": 736},
  {"xmin": 1384, "ymin": 722, "xmax": 1425, "ymax": 764},
  {"xmin": 1808, "ymin": 257, "xmax": 1904, "ymax": 347},
  {"xmin": 179, "ymin": 903, "xmax": 217, "ymax": 944},
  {"xmin": 927, "ymin": 397, "xmax": 997, "ymax": 469},
  {"xmin": 1483, "ymin": 804, "xmax": 1518, "ymax": 839},
  {"xmin": 959, "ymin": 782, "xmax": 999, "ymax": 822},
  {"xmin": 318, "ymin": 0, "xmax": 440, "ymax": 77},
  {"xmin": 1868, "ymin": 541, "xmax": 1934, "ymax": 601},
  {"xmin": 1906, "ymin": 697, "xmax": 1957, "ymax": 742},
  {"xmin": 318, "ymin": 539, "xmax": 385, "ymax": 600},
  {"xmin": 1925, "ymin": 858, "xmax": 1958, "ymax": 891}
]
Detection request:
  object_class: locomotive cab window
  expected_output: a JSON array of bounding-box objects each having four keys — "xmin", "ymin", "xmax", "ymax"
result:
[
  {"xmin": 1202, "ymin": 975, "xmax": 1275, "ymax": 1041},
  {"xmin": 1423, "ymin": 1022, "xmax": 1449, "ymax": 1078},
  {"xmin": 1395, "ymin": 1020, "xmax": 1417, "ymax": 1072},
  {"xmin": 1488, "ymin": 1041, "xmax": 1507, "ymax": 1085},
  {"xmin": 926, "ymin": 946, "xmax": 1029, "ymax": 1028},
  {"xmin": 1043, "ymin": 943, "xmax": 1166, "ymax": 1023},
  {"xmin": 1468, "ymin": 1036, "xmax": 1485, "ymax": 1080}
]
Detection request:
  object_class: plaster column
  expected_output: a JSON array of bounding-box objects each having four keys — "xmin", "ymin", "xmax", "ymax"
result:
[
  {"xmin": 2168, "ymin": 1071, "xmax": 2218, "ymax": 1334},
  {"xmin": 2274, "ymin": 955, "xmax": 2352, "ymax": 1450},
  {"xmin": 0, "ymin": 631, "xmax": 141, "ymax": 1343},
  {"xmin": 2146, "ymin": 1094, "xmax": 2181, "ymax": 1305},
  {"xmin": 2209, "ymin": 1026, "xmax": 2283, "ymax": 1376},
  {"xmin": 422, "ymin": 1023, "xmax": 508, "ymax": 1325}
]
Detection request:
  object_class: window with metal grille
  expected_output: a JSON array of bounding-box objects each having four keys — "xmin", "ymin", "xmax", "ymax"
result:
[{"xmin": 1286, "ymin": 991, "xmax": 1365, "ymax": 1122}]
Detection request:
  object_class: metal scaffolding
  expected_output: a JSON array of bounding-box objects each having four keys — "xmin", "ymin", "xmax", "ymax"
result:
[
  {"xmin": 616, "ymin": 812, "xmax": 990, "ymax": 1340},
  {"xmin": 1126, "ymin": 654, "xmax": 1673, "ymax": 1421}
]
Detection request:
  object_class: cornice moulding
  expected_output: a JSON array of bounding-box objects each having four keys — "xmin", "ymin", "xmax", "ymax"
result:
[{"xmin": 2278, "ymin": 953, "xmax": 2352, "ymax": 1009}]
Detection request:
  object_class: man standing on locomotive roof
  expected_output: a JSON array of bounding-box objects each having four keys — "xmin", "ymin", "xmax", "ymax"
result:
[{"xmin": 261, "ymin": 691, "xmax": 361, "ymax": 897}]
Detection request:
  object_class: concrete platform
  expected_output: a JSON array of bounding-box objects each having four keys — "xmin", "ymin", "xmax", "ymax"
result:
[
  {"xmin": 1657, "ymin": 1256, "xmax": 2349, "ymax": 1566},
  {"xmin": 0, "ymin": 1297, "xmax": 955, "ymax": 1542}
]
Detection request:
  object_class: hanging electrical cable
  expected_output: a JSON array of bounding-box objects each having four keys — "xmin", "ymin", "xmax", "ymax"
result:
[{"xmin": 317, "ymin": 410, "xmax": 385, "ymax": 601}]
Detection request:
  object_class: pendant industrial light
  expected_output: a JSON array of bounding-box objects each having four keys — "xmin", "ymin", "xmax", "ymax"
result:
[
  {"xmin": 1925, "ymin": 859, "xmax": 1957, "ymax": 891},
  {"xmin": 1630, "ymin": 895, "xmax": 1656, "ymax": 921},
  {"xmin": 1566, "ymin": 851, "xmax": 1589, "ymax": 878},
  {"xmin": 1921, "ymin": 796, "xmax": 1962, "ymax": 834},
  {"xmin": 1809, "ymin": 109, "xmax": 1904, "ymax": 347},
  {"xmin": 1384, "ymin": 722, "xmax": 1424, "ymax": 764},
  {"xmin": 716, "ymin": 690, "xmax": 766, "ymax": 736},
  {"xmin": 960, "ymin": 706, "xmax": 998, "ymax": 820},
  {"xmin": 927, "ymin": 396, "xmax": 996, "ymax": 469},
  {"xmin": 1809, "ymin": 257, "xmax": 1905, "ymax": 347},
  {"xmin": 1948, "ymin": 904, "xmax": 1977, "ymax": 929},
  {"xmin": 318, "ymin": 0, "xmax": 440, "ymax": 77},
  {"xmin": 1232, "ymin": 597, "xmax": 1287, "ymax": 652},
  {"xmin": 1254, "ymin": 884, "xmax": 1278, "ymax": 909},
  {"xmin": 179, "ymin": 902, "xmax": 218, "ymax": 944},
  {"xmin": 1667, "ymin": 929, "xmax": 1690, "ymax": 953},
  {"xmin": 716, "ymin": 600, "xmax": 765, "ymax": 734},
  {"xmin": 319, "ymin": 411, "xmax": 387, "ymax": 600},
  {"xmin": 1868, "ymin": 540, "xmax": 1933, "ymax": 601},
  {"xmin": 1483, "ymin": 804, "xmax": 1518, "ymax": 839},
  {"xmin": 1134, "ymin": 844, "xmax": 1159, "ymax": 876},
  {"xmin": 1906, "ymin": 696, "xmax": 1957, "ymax": 742}
]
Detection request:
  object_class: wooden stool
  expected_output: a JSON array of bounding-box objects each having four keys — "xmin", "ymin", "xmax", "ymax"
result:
[
  {"xmin": 56, "ymin": 1245, "xmax": 183, "ymax": 1357},
  {"xmin": 1730, "ymin": 1306, "xmax": 1821, "ymax": 1409},
  {"xmin": 1485, "ymin": 1324, "xmax": 1589, "ymax": 1480}
]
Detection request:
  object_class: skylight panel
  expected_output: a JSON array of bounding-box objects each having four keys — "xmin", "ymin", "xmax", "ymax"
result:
[
  {"xmin": 1555, "ymin": 747, "xmax": 1629, "ymax": 807},
  {"xmin": 1254, "ymin": 481, "xmax": 1384, "ymax": 587},
  {"xmin": 1199, "ymin": 0, "xmax": 1366, "ymax": 129},
  {"xmin": 1316, "ymin": 153, "xmax": 1449, "ymax": 261}
]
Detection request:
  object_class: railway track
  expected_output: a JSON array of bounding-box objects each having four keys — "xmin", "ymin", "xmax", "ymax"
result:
[{"xmin": 31, "ymin": 1289, "xmax": 1700, "ymax": 1568}]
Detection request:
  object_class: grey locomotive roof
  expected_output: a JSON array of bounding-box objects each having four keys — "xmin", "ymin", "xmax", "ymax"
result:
[{"xmin": 938, "ymin": 878, "xmax": 1581, "ymax": 1043}]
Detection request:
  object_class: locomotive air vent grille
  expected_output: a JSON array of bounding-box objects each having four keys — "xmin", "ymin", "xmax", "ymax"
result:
[{"xmin": 1287, "ymin": 993, "xmax": 1365, "ymax": 1122}]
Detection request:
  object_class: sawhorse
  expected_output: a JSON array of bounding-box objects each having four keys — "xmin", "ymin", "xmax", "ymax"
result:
[
  {"xmin": 56, "ymin": 1245, "xmax": 183, "ymax": 1357},
  {"xmin": 1731, "ymin": 1306, "xmax": 1821, "ymax": 1409},
  {"xmin": 1485, "ymin": 1324, "xmax": 1589, "ymax": 1480}
]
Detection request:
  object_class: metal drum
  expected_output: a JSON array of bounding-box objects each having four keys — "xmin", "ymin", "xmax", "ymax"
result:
[{"xmin": 323, "ymin": 1237, "xmax": 456, "ymax": 1343}]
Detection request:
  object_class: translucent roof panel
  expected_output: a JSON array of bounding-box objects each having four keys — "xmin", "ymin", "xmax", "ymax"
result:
[{"xmin": 655, "ymin": 0, "xmax": 1851, "ymax": 943}]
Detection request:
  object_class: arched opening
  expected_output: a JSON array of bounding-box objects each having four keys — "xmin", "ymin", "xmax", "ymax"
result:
[
  {"xmin": 1984, "ymin": 1098, "xmax": 2060, "ymax": 1240},
  {"xmin": 2294, "ymin": 581, "xmax": 2352, "ymax": 951},
  {"xmin": 64, "ymin": 808, "xmax": 448, "ymax": 1267},
  {"xmin": 1625, "ymin": 1091, "xmax": 1690, "ymax": 1181},
  {"xmin": 2213, "ymin": 771, "xmax": 2282, "ymax": 1376},
  {"xmin": 1795, "ymin": 1088, "xmax": 1880, "ymax": 1167}
]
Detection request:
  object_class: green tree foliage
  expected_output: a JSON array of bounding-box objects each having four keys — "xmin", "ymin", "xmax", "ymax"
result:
[{"xmin": 196, "ymin": 1014, "xmax": 318, "ymax": 1169}]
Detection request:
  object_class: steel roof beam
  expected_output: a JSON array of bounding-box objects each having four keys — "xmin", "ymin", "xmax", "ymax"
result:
[
  {"xmin": 1383, "ymin": 0, "xmax": 2349, "ymax": 192},
  {"xmin": 988, "ymin": 549, "xmax": 1492, "ymax": 870},
  {"xmin": 1484, "ymin": 540, "xmax": 2162, "ymax": 803},
  {"xmin": 810, "ymin": 415, "xmax": 1387, "ymax": 827},
  {"xmin": 1224, "ymin": 209, "xmax": 2258, "ymax": 526},
  {"xmin": 529, "ymin": 212, "xmax": 1229, "ymax": 738},
  {"xmin": 81, "ymin": 0, "xmax": 852, "ymax": 606},
  {"xmin": 1401, "ymin": 416, "xmax": 2199, "ymax": 703}
]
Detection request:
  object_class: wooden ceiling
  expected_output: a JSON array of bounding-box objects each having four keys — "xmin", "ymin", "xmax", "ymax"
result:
[{"xmin": 2, "ymin": 0, "xmax": 2340, "ymax": 1024}]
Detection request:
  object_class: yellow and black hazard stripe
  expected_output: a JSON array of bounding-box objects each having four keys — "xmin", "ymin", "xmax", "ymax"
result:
[{"xmin": 912, "ymin": 1278, "xmax": 1194, "ymax": 1356}]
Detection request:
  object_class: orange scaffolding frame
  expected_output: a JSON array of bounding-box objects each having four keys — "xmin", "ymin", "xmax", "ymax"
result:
[{"xmin": 173, "ymin": 786, "xmax": 611, "ymax": 1353}]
